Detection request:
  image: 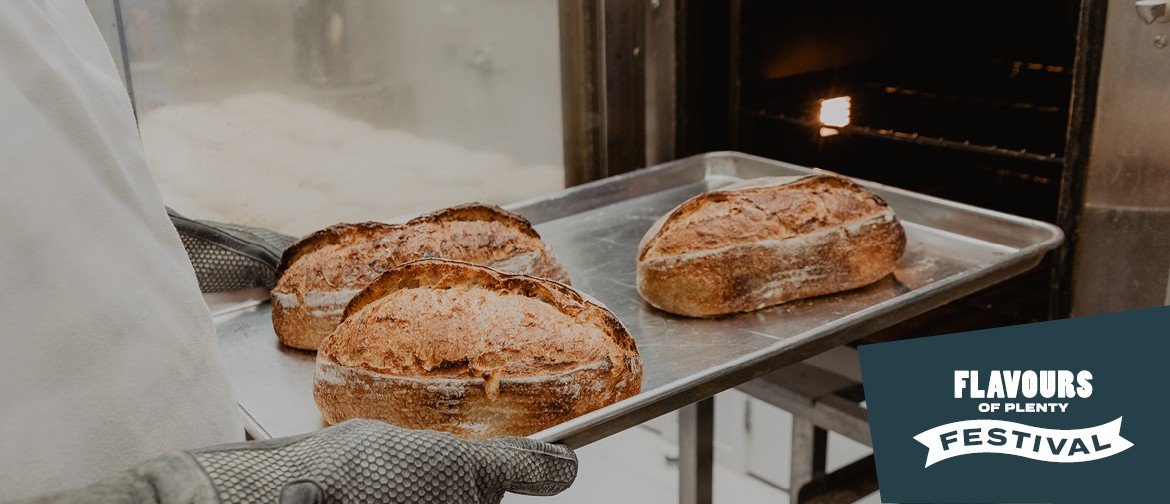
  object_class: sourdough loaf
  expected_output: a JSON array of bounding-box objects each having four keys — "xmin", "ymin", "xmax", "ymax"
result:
[
  {"xmin": 271, "ymin": 204, "xmax": 570, "ymax": 350},
  {"xmin": 313, "ymin": 258, "xmax": 642, "ymax": 438},
  {"xmin": 636, "ymin": 174, "xmax": 906, "ymax": 317}
]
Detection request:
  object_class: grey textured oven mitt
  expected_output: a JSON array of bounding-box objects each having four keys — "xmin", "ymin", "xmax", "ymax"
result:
[
  {"xmin": 167, "ymin": 207, "xmax": 299, "ymax": 293},
  {"xmin": 17, "ymin": 419, "xmax": 577, "ymax": 503}
]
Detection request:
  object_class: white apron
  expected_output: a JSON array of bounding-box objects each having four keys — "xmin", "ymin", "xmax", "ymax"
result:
[{"xmin": 0, "ymin": 1, "xmax": 242, "ymax": 499}]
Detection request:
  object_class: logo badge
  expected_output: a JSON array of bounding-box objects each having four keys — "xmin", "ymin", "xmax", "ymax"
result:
[{"xmin": 860, "ymin": 307, "xmax": 1166, "ymax": 503}]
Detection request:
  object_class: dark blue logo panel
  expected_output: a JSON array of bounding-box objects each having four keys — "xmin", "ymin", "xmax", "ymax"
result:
[{"xmin": 859, "ymin": 306, "xmax": 1167, "ymax": 503}]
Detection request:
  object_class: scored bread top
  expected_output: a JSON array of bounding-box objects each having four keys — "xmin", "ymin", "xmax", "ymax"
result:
[
  {"xmin": 319, "ymin": 259, "xmax": 638, "ymax": 396},
  {"xmin": 275, "ymin": 203, "xmax": 569, "ymax": 294},
  {"xmin": 638, "ymin": 174, "xmax": 896, "ymax": 261}
]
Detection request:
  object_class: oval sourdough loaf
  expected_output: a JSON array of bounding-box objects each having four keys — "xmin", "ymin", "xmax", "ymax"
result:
[
  {"xmin": 636, "ymin": 174, "xmax": 906, "ymax": 317},
  {"xmin": 271, "ymin": 203, "xmax": 570, "ymax": 350},
  {"xmin": 313, "ymin": 258, "xmax": 642, "ymax": 438}
]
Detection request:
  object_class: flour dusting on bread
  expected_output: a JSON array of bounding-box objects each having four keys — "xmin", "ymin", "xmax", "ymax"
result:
[
  {"xmin": 313, "ymin": 259, "xmax": 641, "ymax": 439},
  {"xmin": 271, "ymin": 203, "xmax": 570, "ymax": 350},
  {"xmin": 636, "ymin": 174, "xmax": 906, "ymax": 317}
]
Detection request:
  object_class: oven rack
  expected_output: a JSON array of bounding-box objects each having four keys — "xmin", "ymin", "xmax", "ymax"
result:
[{"xmin": 743, "ymin": 59, "xmax": 1072, "ymax": 163}]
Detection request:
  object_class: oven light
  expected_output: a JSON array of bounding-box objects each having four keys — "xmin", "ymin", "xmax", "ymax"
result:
[{"xmin": 819, "ymin": 96, "xmax": 851, "ymax": 128}]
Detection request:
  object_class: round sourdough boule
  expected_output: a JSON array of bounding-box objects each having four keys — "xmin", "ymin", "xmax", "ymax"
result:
[
  {"xmin": 313, "ymin": 258, "xmax": 642, "ymax": 439},
  {"xmin": 636, "ymin": 174, "xmax": 907, "ymax": 317},
  {"xmin": 271, "ymin": 203, "xmax": 570, "ymax": 350}
]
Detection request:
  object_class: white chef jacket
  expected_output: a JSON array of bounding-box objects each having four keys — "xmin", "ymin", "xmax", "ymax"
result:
[{"xmin": 0, "ymin": 2, "xmax": 243, "ymax": 499}]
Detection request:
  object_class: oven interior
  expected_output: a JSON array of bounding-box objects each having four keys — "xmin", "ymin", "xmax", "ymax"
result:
[{"xmin": 728, "ymin": 0, "xmax": 1082, "ymax": 336}]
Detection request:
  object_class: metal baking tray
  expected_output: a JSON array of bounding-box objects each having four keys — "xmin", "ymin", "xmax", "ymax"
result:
[{"xmin": 212, "ymin": 151, "xmax": 1063, "ymax": 447}]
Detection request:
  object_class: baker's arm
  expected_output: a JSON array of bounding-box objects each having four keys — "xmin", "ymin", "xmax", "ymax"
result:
[{"xmin": 14, "ymin": 419, "xmax": 577, "ymax": 504}]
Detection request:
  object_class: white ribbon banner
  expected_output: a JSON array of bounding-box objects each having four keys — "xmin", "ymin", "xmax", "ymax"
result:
[{"xmin": 914, "ymin": 417, "xmax": 1132, "ymax": 468}]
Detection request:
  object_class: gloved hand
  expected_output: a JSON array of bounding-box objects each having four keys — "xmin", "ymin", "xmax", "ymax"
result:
[
  {"xmin": 167, "ymin": 208, "xmax": 299, "ymax": 293},
  {"xmin": 19, "ymin": 419, "xmax": 577, "ymax": 504}
]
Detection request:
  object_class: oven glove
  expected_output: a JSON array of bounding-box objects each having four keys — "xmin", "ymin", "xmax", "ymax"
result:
[
  {"xmin": 15, "ymin": 419, "xmax": 578, "ymax": 504},
  {"xmin": 167, "ymin": 207, "xmax": 299, "ymax": 293}
]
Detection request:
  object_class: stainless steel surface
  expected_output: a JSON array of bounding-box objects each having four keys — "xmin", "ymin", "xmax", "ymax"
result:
[
  {"xmin": 1136, "ymin": 0, "xmax": 1169, "ymax": 24},
  {"xmin": 790, "ymin": 417, "xmax": 827, "ymax": 501},
  {"xmin": 1072, "ymin": 204, "xmax": 1170, "ymax": 314},
  {"xmin": 1165, "ymin": 266, "xmax": 1170, "ymax": 304},
  {"xmin": 795, "ymin": 455, "xmax": 879, "ymax": 504},
  {"xmin": 678, "ymin": 398, "xmax": 714, "ymax": 504},
  {"xmin": 213, "ymin": 151, "xmax": 1063, "ymax": 445},
  {"xmin": 803, "ymin": 346, "xmax": 863, "ymax": 383},
  {"xmin": 736, "ymin": 364, "xmax": 871, "ymax": 446},
  {"xmin": 1071, "ymin": 0, "xmax": 1170, "ymax": 315}
]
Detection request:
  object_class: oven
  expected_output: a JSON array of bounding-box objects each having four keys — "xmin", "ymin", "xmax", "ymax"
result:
[
  {"xmin": 736, "ymin": 1, "xmax": 1076, "ymax": 225},
  {"xmin": 733, "ymin": 0, "xmax": 1085, "ymax": 336},
  {"xmin": 559, "ymin": 0, "xmax": 1169, "ymax": 338},
  {"xmin": 587, "ymin": 0, "xmax": 1121, "ymax": 340}
]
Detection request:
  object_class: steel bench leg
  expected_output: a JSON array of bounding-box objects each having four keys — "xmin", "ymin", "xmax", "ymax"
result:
[
  {"xmin": 679, "ymin": 397, "xmax": 714, "ymax": 504},
  {"xmin": 790, "ymin": 416, "xmax": 827, "ymax": 502}
]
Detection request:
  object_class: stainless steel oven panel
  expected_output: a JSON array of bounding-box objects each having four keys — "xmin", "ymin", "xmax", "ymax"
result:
[{"xmin": 1071, "ymin": 0, "xmax": 1170, "ymax": 315}]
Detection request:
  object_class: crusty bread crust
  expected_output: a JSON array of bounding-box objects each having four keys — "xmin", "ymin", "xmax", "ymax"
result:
[
  {"xmin": 271, "ymin": 203, "xmax": 570, "ymax": 350},
  {"xmin": 636, "ymin": 174, "xmax": 906, "ymax": 317},
  {"xmin": 314, "ymin": 259, "xmax": 642, "ymax": 438}
]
